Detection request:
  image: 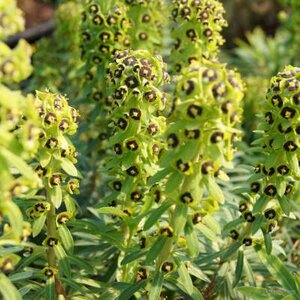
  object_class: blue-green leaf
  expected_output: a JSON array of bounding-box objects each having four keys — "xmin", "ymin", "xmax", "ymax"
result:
[
  {"xmin": 149, "ymin": 271, "xmax": 164, "ymax": 300},
  {"xmin": 0, "ymin": 273, "xmax": 21, "ymax": 300}
]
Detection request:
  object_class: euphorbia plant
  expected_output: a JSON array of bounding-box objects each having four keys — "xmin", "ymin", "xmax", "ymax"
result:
[
  {"xmin": 1, "ymin": 0, "xmax": 300, "ymax": 299},
  {"xmin": 220, "ymin": 65, "xmax": 300, "ymax": 299},
  {"xmin": 26, "ymin": 90, "xmax": 80, "ymax": 297},
  {"xmin": 78, "ymin": 0, "xmax": 168, "ymax": 203},
  {"xmin": 101, "ymin": 49, "xmax": 169, "ymax": 284},
  {"xmin": 0, "ymin": 1, "xmax": 41, "ymax": 295},
  {"xmin": 227, "ymin": 65, "xmax": 300, "ymax": 250}
]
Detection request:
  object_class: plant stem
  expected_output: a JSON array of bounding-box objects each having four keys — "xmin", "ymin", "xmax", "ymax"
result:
[
  {"xmin": 46, "ymin": 201, "xmax": 56, "ymax": 268},
  {"xmin": 46, "ymin": 186, "xmax": 66, "ymax": 298}
]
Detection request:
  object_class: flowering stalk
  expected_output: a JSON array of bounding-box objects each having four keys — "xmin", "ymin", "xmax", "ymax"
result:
[
  {"xmin": 227, "ymin": 65, "xmax": 300, "ymax": 249},
  {"xmin": 80, "ymin": 0, "xmax": 130, "ymax": 119},
  {"xmin": 150, "ymin": 59, "xmax": 244, "ymax": 277},
  {"xmin": 26, "ymin": 91, "xmax": 80, "ymax": 296},
  {"xmin": 103, "ymin": 49, "xmax": 169, "ymax": 282}
]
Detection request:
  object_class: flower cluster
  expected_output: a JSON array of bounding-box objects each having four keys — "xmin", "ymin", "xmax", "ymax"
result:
[
  {"xmin": 228, "ymin": 65, "xmax": 300, "ymax": 247},
  {"xmin": 167, "ymin": 59, "xmax": 244, "ymax": 205},
  {"xmin": 81, "ymin": 0, "xmax": 130, "ymax": 91},
  {"xmin": 79, "ymin": 1, "xmax": 131, "ymax": 159},
  {"xmin": 169, "ymin": 0, "xmax": 227, "ymax": 73},
  {"xmin": 29, "ymin": 90, "xmax": 79, "ymax": 215},
  {"xmin": 0, "ymin": 0, "xmax": 25, "ymax": 39},
  {"xmin": 0, "ymin": 40, "xmax": 33, "ymax": 84},
  {"xmin": 105, "ymin": 49, "xmax": 168, "ymax": 215}
]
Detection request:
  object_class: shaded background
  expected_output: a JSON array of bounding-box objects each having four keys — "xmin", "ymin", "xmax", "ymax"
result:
[{"xmin": 17, "ymin": 0, "xmax": 282, "ymax": 48}]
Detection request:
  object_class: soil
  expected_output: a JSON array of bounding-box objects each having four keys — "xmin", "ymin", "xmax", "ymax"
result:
[{"xmin": 17, "ymin": 0, "xmax": 55, "ymax": 29}]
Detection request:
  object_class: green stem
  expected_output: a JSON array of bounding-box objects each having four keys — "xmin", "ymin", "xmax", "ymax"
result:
[
  {"xmin": 156, "ymin": 141, "xmax": 202, "ymax": 269},
  {"xmin": 46, "ymin": 187, "xmax": 57, "ymax": 268},
  {"xmin": 46, "ymin": 186, "xmax": 66, "ymax": 298}
]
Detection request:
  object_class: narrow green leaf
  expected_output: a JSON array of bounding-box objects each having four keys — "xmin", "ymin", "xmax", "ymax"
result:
[
  {"xmin": 148, "ymin": 168, "xmax": 171, "ymax": 186},
  {"xmin": 39, "ymin": 149, "xmax": 51, "ymax": 167},
  {"xmin": 264, "ymin": 232, "xmax": 272, "ymax": 254},
  {"xmin": 243, "ymin": 256, "xmax": 256, "ymax": 286},
  {"xmin": 256, "ymin": 250, "xmax": 299, "ymax": 296},
  {"xmin": 196, "ymin": 223, "xmax": 217, "ymax": 241},
  {"xmin": 251, "ymin": 214, "xmax": 263, "ymax": 235},
  {"xmin": 221, "ymin": 242, "xmax": 243, "ymax": 261},
  {"xmin": 149, "ymin": 271, "xmax": 164, "ymax": 300},
  {"xmin": 121, "ymin": 250, "xmax": 145, "ymax": 265},
  {"xmin": 206, "ymin": 176, "xmax": 224, "ymax": 204},
  {"xmin": 68, "ymin": 255, "xmax": 94, "ymax": 273},
  {"xmin": 98, "ymin": 207, "xmax": 127, "ymax": 218},
  {"xmin": 45, "ymin": 276, "xmax": 56, "ymax": 300},
  {"xmin": 185, "ymin": 222, "xmax": 199, "ymax": 258},
  {"xmin": 186, "ymin": 263, "xmax": 210, "ymax": 282},
  {"xmin": 58, "ymin": 225, "xmax": 74, "ymax": 254},
  {"xmin": 173, "ymin": 204, "xmax": 188, "ymax": 236},
  {"xmin": 222, "ymin": 217, "xmax": 244, "ymax": 234},
  {"xmin": 116, "ymin": 280, "xmax": 146, "ymax": 300},
  {"xmin": 0, "ymin": 148, "xmax": 35, "ymax": 180},
  {"xmin": 236, "ymin": 286, "xmax": 269, "ymax": 300},
  {"xmin": 252, "ymin": 195, "xmax": 268, "ymax": 214},
  {"xmin": 165, "ymin": 171, "xmax": 183, "ymax": 193},
  {"xmin": 5, "ymin": 201, "xmax": 23, "ymax": 237},
  {"xmin": 144, "ymin": 202, "xmax": 172, "ymax": 231},
  {"xmin": 145, "ymin": 237, "xmax": 167, "ymax": 265},
  {"xmin": 233, "ymin": 250, "xmax": 244, "ymax": 287},
  {"xmin": 176, "ymin": 260, "xmax": 194, "ymax": 295},
  {"xmin": 191, "ymin": 287, "xmax": 204, "ymax": 300},
  {"xmin": 203, "ymin": 215, "xmax": 221, "ymax": 235},
  {"xmin": 54, "ymin": 244, "xmax": 71, "ymax": 278},
  {"xmin": 9, "ymin": 271, "xmax": 33, "ymax": 282},
  {"xmin": 278, "ymin": 196, "xmax": 291, "ymax": 216},
  {"xmin": 32, "ymin": 213, "xmax": 47, "ymax": 237},
  {"xmin": 0, "ymin": 273, "xmax": 21, "ymax": 300}
]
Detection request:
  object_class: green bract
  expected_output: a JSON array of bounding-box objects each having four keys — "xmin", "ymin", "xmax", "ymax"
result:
[
  {"xmin": 170, "ymin": 0, "xmax": 227, "ymax": 73},
  {"xmin": 126, "ymin": 0, "xmax": 166, "ymax": 53}
]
